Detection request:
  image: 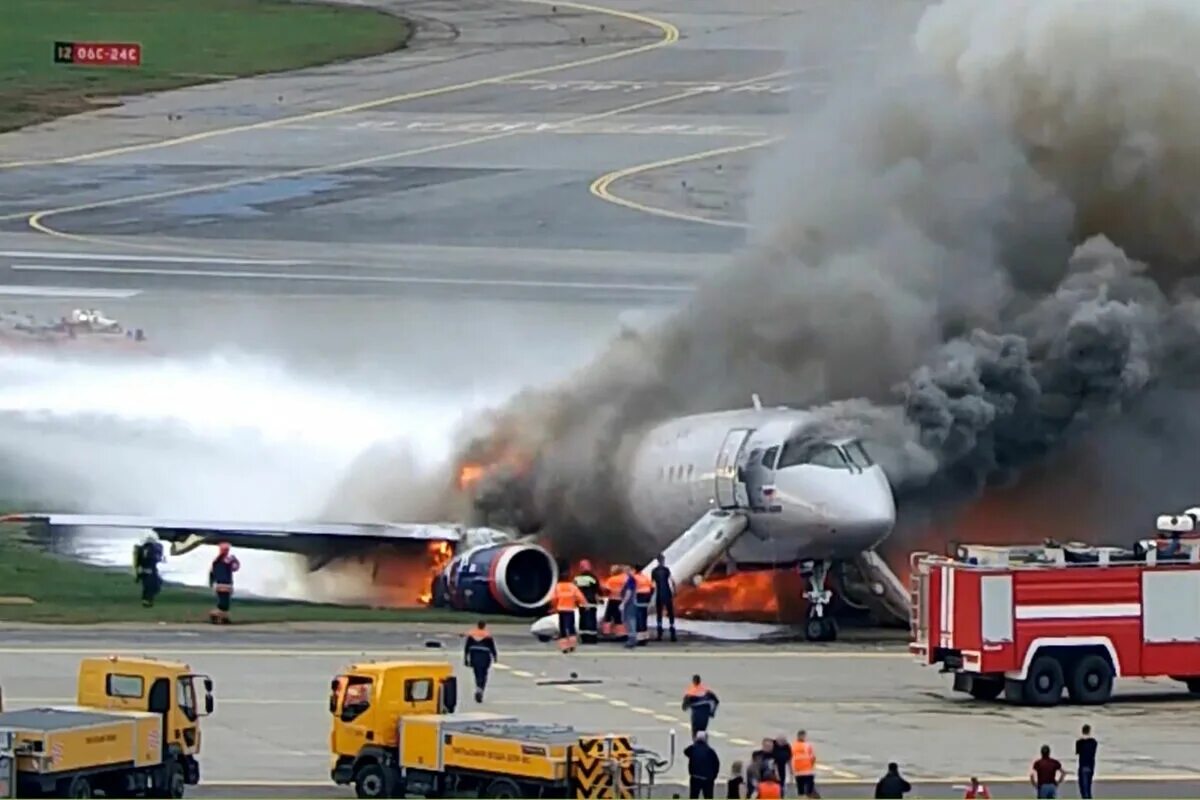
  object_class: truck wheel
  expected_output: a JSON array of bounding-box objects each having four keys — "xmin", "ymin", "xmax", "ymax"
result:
[
  {"xmin": 1068, "ymin": 654, "xmax": 1114, "ymax": 705},
  {"xmin": 355, "ymin": 763, "xmax": 390, "ymax": 799},
  {"xmin": 1022, "ymin": 655, "xmax": 1065, "ymax": 706},
  {"xmin": 1186, "ymin": 678, "xmax": 1200, "ymax": 694},
  {"xmin": 59, "ymin": 776, "xmax": 93, "ymax": 798},
  {"xmin": 482, "ymin": 778, "xmax": 523, "ymax": 798},
  {"xmin": 968, "ymin": 677, "xmax": 1003, "ymax": 701}
]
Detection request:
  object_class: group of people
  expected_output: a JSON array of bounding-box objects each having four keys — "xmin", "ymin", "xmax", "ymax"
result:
[
  {"xmin": 550, "ymin": 556, "xmax": 680, "ymax": 650},
  {"xmin": 132, "ymin": 532, "xmax": 241, "ymax": 623}
]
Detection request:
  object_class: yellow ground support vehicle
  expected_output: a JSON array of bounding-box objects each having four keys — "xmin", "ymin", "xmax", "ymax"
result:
[
  {"xmin": 0, "ymin": 656, "xmax": 214, "ymax": 798},
  {"xmin": 329, "ymin": 661, "xmax": 672, "ymax": 799}
]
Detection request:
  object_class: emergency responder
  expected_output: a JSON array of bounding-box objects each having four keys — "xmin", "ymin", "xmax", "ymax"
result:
[
  {"xmin": 790, "ymin": 730, "xmax": 817, "ymax": 798},
  {"xmin": 574, "ymin": 559, "xmax": 601, "ymax": 644},
  {"xmin": 650, "ymin": 554, "xmax": 677, "ymax": 642},
  {"xmin": 620, "ymin": 565, "xmax": 638, "ymax": 649},
  {"xmin": 681, "ymin": 674, "xmax": 719, "ymax": 738},
  {"xmin": 553, "ymin": 569, "xmax": 588, "ymax": 653},
  {"xmin": 602, "ymin": 565, "xmax": 627, "ymax": 637},
  {"xmin": 633, "ymin": 567, "xmax": 654, "ymax": 645},
  {"xmin": 133, "ymin": 533, "xmax": 164, "ymax": 607},
  {"xmin": 684, "ymin": 730, "xmax": 720, "ymax": 799},
  {"xmin": 753, "ymin": 741, "xmax": 784, "ymax": 800},
  {"xmin": 464, "ymin": 620, "xmax": 498, "ymax": 702},
  {"xmin": 208, "ymin": 542, "xmax": 240, "ymax": 624}
]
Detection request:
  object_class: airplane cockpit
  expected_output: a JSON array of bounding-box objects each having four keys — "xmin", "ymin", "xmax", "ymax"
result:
[{"xmin": 774, "ymin": 437, "xmax": 875, "ymax": 473}]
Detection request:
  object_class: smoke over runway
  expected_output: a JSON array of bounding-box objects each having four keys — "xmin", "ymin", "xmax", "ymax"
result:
[{"xmin": 451, "ymin": 0, "xmax": 1200, "ymax": 557}]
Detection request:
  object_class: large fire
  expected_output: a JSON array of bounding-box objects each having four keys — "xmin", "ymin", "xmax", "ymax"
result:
[
  {"xmin": 346, "ymin": 540, "xmax": 454, "ymax": 607},
  {"xmin": 675, "ymin": 568, "xmax": 807, "ymax": 622}
]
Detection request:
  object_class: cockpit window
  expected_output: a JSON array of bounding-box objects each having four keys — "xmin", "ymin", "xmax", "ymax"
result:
[
  {"xmin": 843, "ymin": 441, "xmax": 874, "ymax": 470},
  {"xmin": 777, "ymin": 441, "xmax": 851, "ymax": 470},
  {"xmin": 761, "ymin": 446, "xmax": 779, "ymax": 469}
]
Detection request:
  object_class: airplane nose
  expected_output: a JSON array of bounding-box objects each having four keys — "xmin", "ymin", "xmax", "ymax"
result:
[{"xmin": 843, "ymin": 467, "xmax": 896, "ymax": 549}]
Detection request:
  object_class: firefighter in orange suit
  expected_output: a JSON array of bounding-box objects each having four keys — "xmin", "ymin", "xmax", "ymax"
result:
[
  {"xmin": 791, "ymin": 730, "xmax": 817, "ymax": 798},
  {"xmin": 553, "ymin": 574, "xmax": 588, "ymax": 653},
  {"xmin": 633, "ymin": 569, "xmax": 654, "ymax": 645},
  {"xmin": 682, "ymin": 674, "xmax": 719, "ymax": 738},
  {"xmin": 601, "ymin": 565, "xmax": 627, "ymax": 637},
  {"xmin": 208, "ymin": 542, "xmax": 240, "ymax": 624}
]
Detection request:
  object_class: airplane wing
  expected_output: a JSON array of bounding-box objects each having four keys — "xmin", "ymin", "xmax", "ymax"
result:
[{"xmin": 0, "ymin": 512, "xmax": 469, "ymax": 562}]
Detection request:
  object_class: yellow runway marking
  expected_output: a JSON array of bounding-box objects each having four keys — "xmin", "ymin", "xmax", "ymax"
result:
[
  {"xmin": 589, "ymin": 137, "xmax": 780, "ymax": 227},
  {"xmin": 0, "ymin": 0, "xmax": 679, "ymax": 170},
  {"xmin": 12, "ymin": 70, "xmax": 789, "ymax": 256}
]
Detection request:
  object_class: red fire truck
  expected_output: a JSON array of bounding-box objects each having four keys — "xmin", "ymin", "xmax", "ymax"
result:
[{"xmin": 909, "ymin": 511, "xmax": 1200, "ymax": 706}]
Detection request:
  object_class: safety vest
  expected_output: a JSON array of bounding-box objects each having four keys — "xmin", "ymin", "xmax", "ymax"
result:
[
  {"xmin": 757, "ymin": 778, "xmax": 781, "ymax": 799},
  {"xmin": 553, "ymin": 581, "xmax": 585, "ymax": 611},
  {"xmin": 791, "ymin": 740, "xmax": 815, "ymax": 774},
  {"xmin": 604, "ymin": 574, "xmax": 626, "ymax": 596},
  {"xmin": 634, "ymin": 571, "xmax": 653, "ymax": 597},
  {"xmin": 684, "ymin": 683, "xmax": 715, "ymax": 713},
  {"xmin": 574, "ymin": 572, "xmax": 600, "ymax": 604}
]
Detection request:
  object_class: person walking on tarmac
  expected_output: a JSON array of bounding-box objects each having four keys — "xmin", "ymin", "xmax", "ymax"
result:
[
  {"xmin": 553, "ymin": 569, "xmax": 588, "ymax": 653},
  {"xmin": 633, "ymin": 568, "xmax": 654, "ymax": 645},
  {"xmin": 650, "ymin": 554, "xmax": 677, "ymax": 642},
  {"xmin": 682, "ymin": 674, "xmax": 719, "ymax": 738},
  {"xmin": 208, "ymin": 542, "xmax": 240, "ymax": 624},
  {"xmin": 620, "ymin": 565, "xmax": 639, "ymax": 649},
  {"xmin": 133, "ymin": 533, "xmax": 164, "ymax": 607},
  {"xmin": 574, "ymin": 559, "xmax": 601, "ymax": 644},
  {"xmin": 684, "ymin": 731, "xmax": 721, "ymax": 799},
  {"xmin": 464, "ymin": 620, "xmax": 498, "ymax": 702},
  {"xmin": 790, "ymin": 730, "xmax": 818, "ymax": 798}
]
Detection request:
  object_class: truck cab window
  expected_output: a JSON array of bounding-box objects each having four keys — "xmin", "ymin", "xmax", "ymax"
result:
[
  {"xmin": 340, "ymin": 676, "xmax": 373, "ymax": 722},
  {"xmin": 177, "ymin": 677, "xmax": 198, "ymax": 722},
  {"xmin": 106, "ymin": 674, "xmax": 144, "ymax": 698},
  {"xmin": 405, "ymin": 678, "xmax": 433, "ymax": 703}
]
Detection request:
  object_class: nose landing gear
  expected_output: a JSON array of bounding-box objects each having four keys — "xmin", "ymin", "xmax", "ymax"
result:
[{"xmin": 801, "ymin": 559, "xmax": 838, "ymax": 642}]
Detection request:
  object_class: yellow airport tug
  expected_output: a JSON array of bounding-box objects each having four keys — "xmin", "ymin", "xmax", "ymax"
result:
[
  {"xmin": 329, "ymin": 661, "xmax": 673, "ymax": 798},
  {"xmin": 0, "ymin": 656, "xmax": 214, "ymax": 798}
]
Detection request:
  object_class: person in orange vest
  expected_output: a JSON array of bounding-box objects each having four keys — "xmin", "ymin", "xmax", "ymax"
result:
[
  {"xmin": 601, "ymin": 566, "xmax": 626, "ymax": 637},
  {"xmin": 207, "ymin": 542, "xmax": 240, "ymax": 624},
  {"xmin": 633, "ymin": 569, "xmax": 654, "ymax": 645},
  {"xmin": 463, "ymin": 620, "xmax": 498, "ymax": 702},
  {"xmin": 681, "ymin": 674, "xmax": 719, "ymax": 738},
  {"xmin": 963, "ymin": 777, "xmax": 990, "ymax": 799},
  {"xmin": 791, "ymin": 730, "xmax": 817, "ymax": 798},
  {"xmin": 553, "ymin": 570, "xmax": 588, "ymax": 653}
]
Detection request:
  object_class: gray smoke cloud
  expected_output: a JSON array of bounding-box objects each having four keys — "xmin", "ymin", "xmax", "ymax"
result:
[{"xmin": 443, "ymin": 0, "xmax": 1200, "ymax": 557}]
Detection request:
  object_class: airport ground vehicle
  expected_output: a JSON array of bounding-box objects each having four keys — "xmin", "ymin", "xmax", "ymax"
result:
[
  {"xmin": 0, "ymin": 656, "xmax": 214, "ymax": 798},
  {"xmin": 910, "ymin": 514, "xmax": 1200, "ymax": 706},
  {"xmin": 328, "ymin": 660, "xmax": 670, "ymax": 798}
]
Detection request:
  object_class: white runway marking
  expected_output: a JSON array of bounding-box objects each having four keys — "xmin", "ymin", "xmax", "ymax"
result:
[
  {"xmin": 0, "ymin": 250, "xmax": 307, "ymax": 266},
  {"xmin": 0, "ymin": 285, "xmax": 142, "ymax": 298}
]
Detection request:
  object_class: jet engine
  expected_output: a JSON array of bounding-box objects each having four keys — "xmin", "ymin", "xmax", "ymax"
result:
[{"xmin": 431, "ymin": 543, "xmax": 558, "ymax": 615}]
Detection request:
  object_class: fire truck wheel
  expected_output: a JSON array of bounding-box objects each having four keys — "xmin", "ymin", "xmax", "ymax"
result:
[
  {"xmin": 1068, "ymin": 654, "xmax": 1113, "ymax": 705},
  {"xmin": 968, "ymin": 678, "xmax": 1003, "ymax": 701},
  {"xmin": 482, "ymin": 777, "xmax": 523, "ymax": 798},
  {"xmin": 1022, "ymin": 655, "xmax": 1065, "ymax": 706}
]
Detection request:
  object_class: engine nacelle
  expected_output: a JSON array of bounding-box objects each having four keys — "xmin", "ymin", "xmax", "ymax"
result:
[{"xmin": 432, "ymin": 543, "xmax": 557, "ymax": 615}]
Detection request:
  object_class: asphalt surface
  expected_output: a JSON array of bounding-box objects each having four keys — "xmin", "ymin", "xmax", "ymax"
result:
[{"xmin": 2, "ymin": 626, "xmax": 1200, "ymax": 799}]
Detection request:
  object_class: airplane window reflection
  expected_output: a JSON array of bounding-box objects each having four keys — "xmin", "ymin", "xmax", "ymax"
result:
[{"xmin": 776, "ymin": 441, "xmax": 851, "ymax": 470}]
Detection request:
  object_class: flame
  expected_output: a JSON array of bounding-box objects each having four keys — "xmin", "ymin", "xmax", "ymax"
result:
[
  {"xmin": 458, "ymin": 463, "xmax": 486, "ymax": 491},
  {"xmin": 418, "ymin": 541, "xmax": 455, "ymax": 605},
  {"xmin": 674, "ymin": 567, "xmax": 807, "ymax": 623}
]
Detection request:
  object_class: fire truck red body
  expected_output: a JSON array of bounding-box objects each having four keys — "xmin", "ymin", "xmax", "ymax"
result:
[{"xmin": 909, "ymin": 519, "xmax": 1200, "ymax": 706}]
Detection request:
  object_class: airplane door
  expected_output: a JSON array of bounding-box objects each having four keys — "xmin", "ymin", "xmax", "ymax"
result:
[{"xmin": 714, "ymin": 428, "xmax": 752, "ymax": 509}]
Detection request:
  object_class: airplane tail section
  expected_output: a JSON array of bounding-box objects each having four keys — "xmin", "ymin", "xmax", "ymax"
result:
[
  {"xmin": 642, "ymin": 509, "xmax": 749, "ymax": 588},
  {"xmin": 842, "ymin": 549, "xmax": 910, "ymax": 626}
]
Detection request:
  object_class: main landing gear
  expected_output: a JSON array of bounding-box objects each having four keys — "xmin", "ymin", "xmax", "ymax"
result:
[{"xmin": 802, "ymin": 559, "xmax": 838, "ymax": 642}]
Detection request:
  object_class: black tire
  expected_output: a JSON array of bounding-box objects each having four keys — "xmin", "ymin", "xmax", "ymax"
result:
[
  {"xmin": 805, "ymin": 616, "xmax": 836, "ymax": 642},
  {"xmin": 968, "ymin": 678, "xmax": 1004, "ymax": 701},
  {"xmin": 1186, "ymin": 678, "xmax": 1200, "ymax": 694},
  {"xmin": 1022, "ymin": 654, "xmax": 1065, "ymax": 706},
  {"xmin": 482, "ymin": 777, "xmax": 523, "ymax": 798},
  {"xmin": 355, "ymin": 763, "xmax": 389, "ymax": 799},
  {"xmin": 821, "ymin": 616, "xmax": 839, "ymax": 642},
  {"xmin": 59, "ymin": 776, "xmax": 93, "ymax": 798},
  {"xmin": 1068, "ymin": 654, "xmax": 1114, "ymax": 705}
]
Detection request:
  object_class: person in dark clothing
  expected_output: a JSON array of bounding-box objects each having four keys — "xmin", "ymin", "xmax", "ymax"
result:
[
  {"xmin": 1030, "ymin": 745, "xmax": 1064, "ymax": 799},
  {"xmin": 574, "ymin": 560, "xmax": 601, "ymax": 644},
  {"xmin": 684, "ymin": 731, "xmax": 721, "ymax": 799},
  {"xmin": 464, "ymin": 620, "xmax": 498, "ymax": 702},
  {"xmin": 681, "ymin": 674, "xmax": 719, "ymax": 738},
  {"xmin": 726, "ymin": 760, "xmax": 746, "ymax": 799},
  {"xmin": 874, "ymin": 763, "xmax": 911, "ymax": 799},
  {"xmin": 208, "ymin": 542, "xmax": 240, "ymax": 624},
  {"xmin": 650, "ymin": 554, "xmax": 677, "ymax": 641},
  {"xmin": 771, "ymin": 736, "xmax": 792, "ymax": 797},
  {"xmin": 1075, "ymin": 725, "xmax": 1097, "ymax": 799},
  {"xmin": 133, "ymin": 534, "xmax": 164, "ymax": 607}
]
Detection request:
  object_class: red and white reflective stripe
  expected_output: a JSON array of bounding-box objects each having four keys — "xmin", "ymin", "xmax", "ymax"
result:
[{"xmin": 1015, "ymin": 603, "xmax": 1141, "ymax": 620}]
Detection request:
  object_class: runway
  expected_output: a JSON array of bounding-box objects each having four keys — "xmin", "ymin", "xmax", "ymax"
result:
[{"xmin": 2, "ymin": 626, "xmax": 1199, "ymax": 799}]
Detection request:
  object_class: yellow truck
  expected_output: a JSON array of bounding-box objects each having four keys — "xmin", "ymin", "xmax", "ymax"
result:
[
  {"xmin": 0, "ymin": 656, "xmax": 214, "ymax": 798},
  {"xmin": 329, "ymin": 661, "xmax": 672, "ymax": 799}
]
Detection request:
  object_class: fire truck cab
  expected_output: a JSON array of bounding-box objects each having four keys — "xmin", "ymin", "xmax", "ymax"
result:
[{"xmin": 909, "ymin": 510, "xmax": 1200, "ymax": 706}]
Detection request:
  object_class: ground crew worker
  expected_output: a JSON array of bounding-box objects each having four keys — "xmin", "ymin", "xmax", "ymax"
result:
[
  {"xmin": 681, "ymin": 674, "xmax": 719, "ymax": 738},
  {"xmin": 602, "ymin": 565, "xmax": 626, "ymax": 637},
  {"xmin": 553, "ymin": 571, "xmax": 588, "ymax": 653},
  {"xmin": 132, "ymin": 533, "xmax": 164, "ymax": 607},
  {"xmin": 791, "ymin": 730, "xmax": 817, "ymax": 798},
  {"xmin": 464, "ymin": 620, "xmax": 498, "ymax": 702},
  {"xmin": 650, "ymin": 554, "xmax": 677, "ymax": 642},
  {"xmin": 755, "ymin": 751, "xmax": 783, "ymax": 800},
  {"xmin": 633, "ymin": 568, "xmax": 654, "ymax": 645},
  {"xmin": 620, "ymin": 565, "xmax": 638, "ymax": 649},
  {"xmin": 574, "ymin": 559, "xmax": 601, "ymax": 644},
  {"xmin": 207, "ymin": 542, "xmax": 240, "ymax": 624},
  {"xmin": 684, "ymin": 731, "xmax": 721, "ymax": 799}
]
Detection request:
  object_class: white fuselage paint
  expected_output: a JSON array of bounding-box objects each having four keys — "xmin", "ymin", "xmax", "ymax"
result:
[{"xmin": 620, "ymin": 407, "xmax": 896, "ymax": 564}]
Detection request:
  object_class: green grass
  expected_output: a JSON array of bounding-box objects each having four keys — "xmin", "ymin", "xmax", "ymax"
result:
[
  {"xmin": 1, "ymin": 0, "xmax": 413, "ymax": 132},
  {"xmin": 0, "ymin": 532, "xmax": 517, "ymax": 625}
]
